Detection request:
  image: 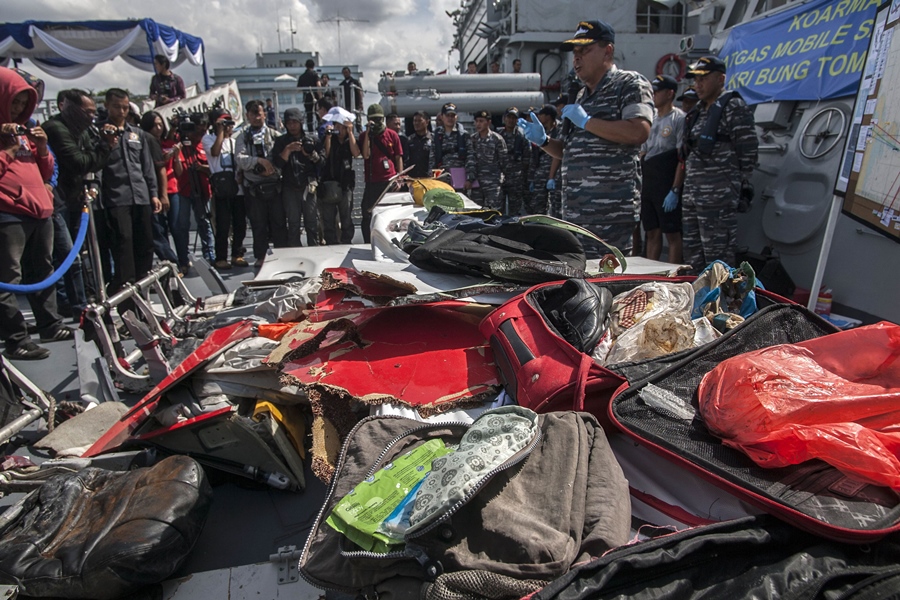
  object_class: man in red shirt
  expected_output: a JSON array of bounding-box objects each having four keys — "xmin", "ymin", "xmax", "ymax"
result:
[{"xmin": 358, "ymin": 103, "xmax": 403, "ymax": 243}]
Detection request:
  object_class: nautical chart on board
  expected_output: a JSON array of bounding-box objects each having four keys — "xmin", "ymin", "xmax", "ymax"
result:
[{"xmin": 837, "ymin": 0, "xmax": 900, "ymax": 242}]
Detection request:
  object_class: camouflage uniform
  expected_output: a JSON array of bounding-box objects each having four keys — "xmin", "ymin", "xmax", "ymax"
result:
[
  {"xmin": 681, "ymin": 91, "xmax": 757, "ymax": 272},
  {"xmin": 562, "ymin": 65, "xmax": 654, "ymax": 256},
  {"xmin": 497, "ymin": 126, "xmax": 530, "ymax": 215},
  {"xmin": 430, "ymin": 124, "xmax": 468, "ymax": 189},
  {"xmin": 528, "ymin": 124, "xmax": 561, "ymax": 216},
  {"xmin": 465, "ymin": 130, "xmax": 508, "ymax": 210}
]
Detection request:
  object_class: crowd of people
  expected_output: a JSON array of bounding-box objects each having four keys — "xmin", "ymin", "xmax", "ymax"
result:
[{"xmin": 1, "ymin": 22, "xmax": 757, "ymax": 359}]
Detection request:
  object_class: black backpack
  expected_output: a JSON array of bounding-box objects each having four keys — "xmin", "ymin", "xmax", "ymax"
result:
[
  {"xmin": 408, "ymin": 215, "xmax": 627, "ymax": 284},
  {"xmin": 533, "ymin": 515, "xmax": 900, "ymax": 600}
]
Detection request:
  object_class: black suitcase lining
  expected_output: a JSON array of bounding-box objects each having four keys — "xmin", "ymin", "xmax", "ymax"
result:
[{"xmin": 611, "ymin": 304, "xmax": 900, "ymax": 533}]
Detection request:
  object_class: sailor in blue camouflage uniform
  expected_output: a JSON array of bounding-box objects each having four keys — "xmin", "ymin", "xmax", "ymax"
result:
[
  {"xmin": 496, "ymin": 107, "xmax": 530, "ymax": 215},
  {"xmin": 527, "ymin": 104, "xmax": 561, "ymax": 216},
  {"xmin": 430, "ymin": 103, "xmax": 468, "ymax": 191},
  {"xmin": 677, "ymin": 56, "xmax": 758, "ymax": 273},
  {"xmin": 465, "ymin": 110, "xmax": 508, "ymax": 210},
  {"xmin": 520, "ymin": 20, "xmax": 653, "ymax": 256}
]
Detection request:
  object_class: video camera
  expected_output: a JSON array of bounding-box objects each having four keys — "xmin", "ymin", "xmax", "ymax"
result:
[{"xmin": 172, "ymin": 108, "xmax": 208, "ymax": 145}]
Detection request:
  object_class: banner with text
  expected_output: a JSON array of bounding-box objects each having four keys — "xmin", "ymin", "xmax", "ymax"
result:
[
  {"xmin": 719, "ymin": 0, "xmax": 882, "ymax": 105},
  {"xmin": 155, "ymin": 80, "xmax": 244, "ymax": 128}
]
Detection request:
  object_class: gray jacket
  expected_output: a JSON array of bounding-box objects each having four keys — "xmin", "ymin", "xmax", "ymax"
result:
[{"xmin": 234, "ymin": 125, "xmax": 281, "ymax": 186}]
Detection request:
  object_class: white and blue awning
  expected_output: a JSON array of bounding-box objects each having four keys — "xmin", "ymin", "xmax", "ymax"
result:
[{"xmin": 0, "ymin": 19, "xmax": 207, "ymax": 86}]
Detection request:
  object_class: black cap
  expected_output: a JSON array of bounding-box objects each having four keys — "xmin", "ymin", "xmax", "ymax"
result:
[
  {"xmin": 505, "ymin": 106, "xmax": 519, "ymax": 117},
  {"xmin": 686, "ymin": 56, "xmax": 727, "ymax": 78},
  {"xmin": 283, "ymin": 107, "xmax": 303, "ymax": 123},
  {"xmin": 560, "ymin": 20, "xmax": 615, "ymax": 51},
  {"xmin": 441, "ymin": 102, "xmax": 458, "ymax": 115},
  {"xmin": 652, "ymin": 74, "xmax": 678, "ymax": 91},
  {"xmin": 553, "ymin": 94, "xmax": 569, "ymax": 106},
  {"xmin": 676, "ymin": 89, "xmax": 699, "ymax": 102},
  {"xmin": 473, "ymin": 110, "xmax": 491, "ymax": 120},
  {"xmin": 537, "ymin": 104, "xmax": 558, "ymax": 119}
]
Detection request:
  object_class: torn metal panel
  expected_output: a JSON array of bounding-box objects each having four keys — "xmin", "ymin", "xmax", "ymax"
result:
[
  {"xmin": 281, "ymin": 305, "xmax": 499, "ymax": 410},
  {"xmin": 314, "ymin": 268, "xmax": 419, "ymax": 314},
  {"xmin": 83, "ymin": 320, "xmax": 256, "ymax": 458}
]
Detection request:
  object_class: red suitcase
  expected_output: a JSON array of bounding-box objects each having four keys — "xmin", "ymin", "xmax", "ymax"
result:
[{"xmin": 479, "ymin": 275, "xmax": 792, "ymax": 431}]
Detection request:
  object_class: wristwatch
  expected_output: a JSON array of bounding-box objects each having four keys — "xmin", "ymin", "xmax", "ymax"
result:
[{"xmin": 540, "ymin": 137, "xmax": 550, "ymax": 147}]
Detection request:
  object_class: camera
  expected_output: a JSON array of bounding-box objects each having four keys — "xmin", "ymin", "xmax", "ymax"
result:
[
  {"xmin": 13, "ymin": 125, "xmax": 27, "ymax": 135},
  {"xmin": 301, "ymin": 138, "xmax": 316, "ymax": 154},
  {"xmin": 172, "ymin": 108, "xmax": 207, "ymax": 143},
  {"xmin": 101, "ymin": 125, "xmax": 125, "ymax": 136}
]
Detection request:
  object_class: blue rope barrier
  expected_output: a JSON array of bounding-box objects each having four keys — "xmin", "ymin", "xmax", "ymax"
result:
[{"xmin": 0, "ymin": 208, "xmax": 90, "ymax": 294}]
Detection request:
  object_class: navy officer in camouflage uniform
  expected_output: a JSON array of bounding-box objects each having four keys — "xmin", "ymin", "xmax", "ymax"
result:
[
  {"xmin": 430, "ymin": 102, "xmax": 468, "ymax": 191},
  {"xmin": 520, "ymin": 20, "xmax": 653, "ymax": 256},
  {"xmin": 497, "ymin": 107, "xmax": 530, "ymax": 215},
  {"xmin": 465, "ymin": 110, "xmax": 508, "ymax": 210},
  {"xmin": 675, "ymin": 56, "xmax": 758, "ymax": 272},
  {"xmin": 527, "ymin": 104, "xmax": 562, "ymax": 216}
]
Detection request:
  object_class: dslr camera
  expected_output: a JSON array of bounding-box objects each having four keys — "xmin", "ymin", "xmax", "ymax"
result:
[{"xmin": 13, "ymin": 125, "xmax": 27, "ymax": 135}]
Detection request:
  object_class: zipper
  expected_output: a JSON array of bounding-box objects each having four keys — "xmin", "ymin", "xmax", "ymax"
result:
[{"xmin": 405, "ymin": 426, "xmax": 543, "ymax": 540}]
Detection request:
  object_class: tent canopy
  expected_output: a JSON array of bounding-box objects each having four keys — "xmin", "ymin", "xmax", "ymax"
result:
[{"xmin": 0, "ymin": 19, "xmax": 207, "ymax": 87}]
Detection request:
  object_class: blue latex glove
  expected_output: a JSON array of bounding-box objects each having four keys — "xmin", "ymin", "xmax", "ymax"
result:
[
  {"xmin": 546, "ymin": 179, "xmax": 556, "ymax": 191},
  {"xmin": 561, "ymin": 104, "xmax": 590, "ymax": 130},
  {"xmin": 663, "ymin": 189, "xmax": 679, "ymax": 212},
  {"xmin": 518, "ymin": 112, "xmax": 547, "ymax": 146},
  {"xmin": 529, "ymin": 182, "xmax": 535, "ymax": 193}
]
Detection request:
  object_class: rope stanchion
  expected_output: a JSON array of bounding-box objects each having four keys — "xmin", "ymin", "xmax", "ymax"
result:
[{"xmin": 0, "ymin": 207, "xmax": 90, "ymax": 294}]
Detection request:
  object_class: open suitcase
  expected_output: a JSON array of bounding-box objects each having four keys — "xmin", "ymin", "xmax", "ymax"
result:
[
  {"xmin": 479, "ymin": 274, "xmax": 795, "ymax": 431},
  {"xmin": 607, "ymin": 303, "xmax": 900, "ymax": 542}
]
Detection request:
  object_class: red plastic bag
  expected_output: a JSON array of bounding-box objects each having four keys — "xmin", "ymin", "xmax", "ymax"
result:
[{"xmin": 698, "ymin": 322, "xmax": 900, "ymax": 490}]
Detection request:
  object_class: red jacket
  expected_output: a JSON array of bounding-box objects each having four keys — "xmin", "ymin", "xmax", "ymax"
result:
[{"xmin": 0, "ymin": 67, "xmax": 54, "ymax": 219}]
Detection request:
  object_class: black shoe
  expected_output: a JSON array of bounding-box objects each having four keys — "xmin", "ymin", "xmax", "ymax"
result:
[
  {"xmin": 39, "ymin": 326, "xmax": 75, "ymax": 342},
  {"xmin": 4, "ymin": 341, "xmax": 50, "ymax": 360}
]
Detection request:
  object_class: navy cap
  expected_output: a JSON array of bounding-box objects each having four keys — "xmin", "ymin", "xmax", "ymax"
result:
[
  {"xmin": 652, "ymin": 74, "xmax": 678, "ymax": 91},
  {"xmin": 441, "ymin": 102, "xmax": 458, "ymax": 115},
  {"xmin": 686, "ymin": 56, "xmax": 727, "ymax": 78},
  {"xmin": 537, "ymin": 104, "xmax": 558, "ymax": 119},
  {"xmin": 560, "ymin": 20, "xmax": 615, "ymax": 51},
  {"xmin": 473, "ymin": 110, "xmax": 491, "ymax": 120},
  {"xmin": 677, "ymin": 89, "xmax": 699, "ymax": 102},
  {"xmin": 505, "ymin": 106, "xmax": 519, "ymax": 117}
]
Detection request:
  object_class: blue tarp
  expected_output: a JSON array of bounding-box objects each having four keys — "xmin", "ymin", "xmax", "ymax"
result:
[{"xmin": 719, "ymin": 0, "xmax": 882, "ymax": 105}]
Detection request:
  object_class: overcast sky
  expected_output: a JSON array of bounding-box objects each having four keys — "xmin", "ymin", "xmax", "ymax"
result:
[{"xmin": 3, "ymin": 0, "xmax": 462, "ymax": 102}]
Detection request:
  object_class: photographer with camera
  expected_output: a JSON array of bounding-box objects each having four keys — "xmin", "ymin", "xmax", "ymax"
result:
[
  {"xmin": 172, "ymin": 111, "xmax": 215, "ymax": 267},
  {"xmin": 272, "ymin": 108, "xmax": 322, "ymax": 247},
  {"xmin": 235, "ymin": 99, "xmax": 284, "ymax": 267},
  {"xmin": 0, "ymin": 67, "xmax": 71, "ymax": 360},
  {"xmin": 320, "ymin": 109, "xmax": 359, "ymax": 244},
  {"xmin": 203, "ymin": 108, "xmax": 247, "ymax": 269},
  {"xmin": 96, "ymin": 88, "xmax": 161, "ymax": 296}
]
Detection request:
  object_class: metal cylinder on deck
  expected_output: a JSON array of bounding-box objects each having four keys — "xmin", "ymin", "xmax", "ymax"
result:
[
  {"xmin": 381, "ymin": 92, "xmax": 546, "ymax": 118},
  {"xmin": 379, "ymin": 73, "xmax": 542, "ymax": 94}
]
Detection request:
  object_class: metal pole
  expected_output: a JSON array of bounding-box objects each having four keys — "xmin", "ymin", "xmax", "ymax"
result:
[
  {"xmin": 83, "ymin": 178, "xmax": 107, "ymax": 302},
  {"xmin": 807, "ymin": 194, "xmax": 842, "ymax": 313}
]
